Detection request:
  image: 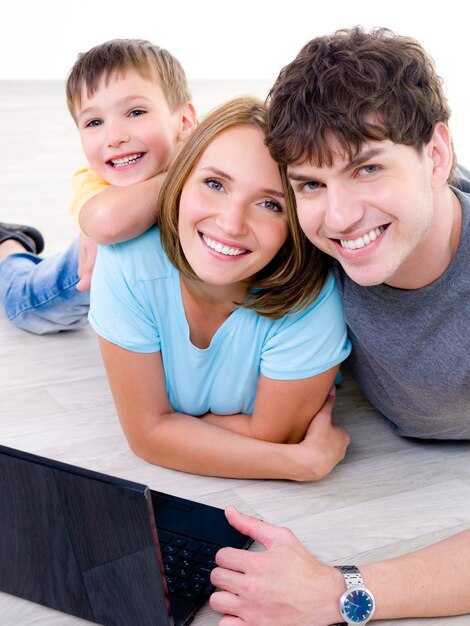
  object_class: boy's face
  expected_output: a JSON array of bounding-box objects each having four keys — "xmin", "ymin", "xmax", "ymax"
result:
[
  {"xmin": 75, "ymin": 71, "xmax": 194, "ymax": 187},
  {"xmin": 287, "ymin": 137, "xmax": 439, "ymax": 288}
]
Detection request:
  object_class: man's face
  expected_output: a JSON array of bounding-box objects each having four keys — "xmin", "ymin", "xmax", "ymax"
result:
[
  {"xmin": 75, "ymin": 71, "xmax": 194, "ymax": 187},
  {"xmin": 287, "ymin": 138, "xmax": 437, "ymax": 288}
]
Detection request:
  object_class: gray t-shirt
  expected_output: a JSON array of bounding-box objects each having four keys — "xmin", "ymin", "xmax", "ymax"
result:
[{"xmin": 335, "ymin": 175, "xmax": 470, "ymax": 439}]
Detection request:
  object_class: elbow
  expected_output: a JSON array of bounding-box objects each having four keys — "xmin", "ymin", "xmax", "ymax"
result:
[
  {"xmin": 81, "ymin": 205, "xmax": 126, "ymax": 245},
  {"xmin": 123, "ymin": 415, "xmax": 172, "ymax": 466},
  {"xmin": 87, "ymin": 211, "xmax": 124, "ymax": 245},
  {"xmin": 127, "ymin": 435, "xmax": 160, "ymax": 465},
  {"xmin": 125, "ymin": 431, "xmax": 146, "ymax": 459}
]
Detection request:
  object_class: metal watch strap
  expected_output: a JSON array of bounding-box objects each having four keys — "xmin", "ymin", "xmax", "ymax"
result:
[
  {"xmin": 335, "ymin": 565, "xmax": 375, "ymax": 626},
  {"xmin": 335, "ymin": 565, "xmax": 364, "ymax": 589}
]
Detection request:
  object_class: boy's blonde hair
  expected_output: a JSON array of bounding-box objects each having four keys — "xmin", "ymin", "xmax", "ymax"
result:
[
  {"xmin": 158, "ymin": 96, "xmax": 331, "ymax": 320},
  {"xmin": 66, "ymin": 38, "xmax": 191, "ymax": 122}
]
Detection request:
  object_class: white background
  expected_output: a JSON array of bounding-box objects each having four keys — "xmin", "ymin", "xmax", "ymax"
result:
[{"xmin": 1, "ymin": 0, "xmax": 468, "ymax": 163}]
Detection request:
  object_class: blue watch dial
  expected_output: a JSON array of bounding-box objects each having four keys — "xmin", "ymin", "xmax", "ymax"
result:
[{"xmin": 342, "ymin": 589, "xmax": 374, "ymax": 622}]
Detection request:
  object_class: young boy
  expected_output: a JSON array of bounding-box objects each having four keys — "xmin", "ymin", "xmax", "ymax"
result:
[
  {"xmin": 0, "ymin": 39, "xmax": 196, "ymax": 334},
  {"xmin": 210, "ymin": 27, "xmax": 470, "ymax": 624}
]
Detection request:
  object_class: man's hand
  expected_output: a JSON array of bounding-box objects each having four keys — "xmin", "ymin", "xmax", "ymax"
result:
[
  {"xmin": 76, "ymin": 234, "xmax": 97, "ymax": 291},
  {"xmin": 210, "ymin": 507, "xmax": 343, "ymax": 626}
]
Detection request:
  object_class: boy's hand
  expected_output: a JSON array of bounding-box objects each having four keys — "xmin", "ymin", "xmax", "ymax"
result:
[{"xmin": 77, "ymin": 234, "xmax": 97, "ymax": 291}]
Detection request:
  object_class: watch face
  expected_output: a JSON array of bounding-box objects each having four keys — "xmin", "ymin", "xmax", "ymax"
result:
[{"xmin": 341, "ymin": 588, "xmax": 374, "ymax": 623}]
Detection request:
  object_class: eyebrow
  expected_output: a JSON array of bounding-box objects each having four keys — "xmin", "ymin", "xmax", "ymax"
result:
[
  {"xmin": 287, "ymin": 147, "xmax": 386, "ymax": 180},
  {"xmin": 77, "ymin": 94, "xmax": 152, "ymax": 121},
  {"xmin": 198, "ymin": 166, "xmax": 285, "ymax": 199},
  {"xmin": 343, "ymin": 147, "xmax": 385, "ymax": 173},
  {"xmin": 287, "ymin": 170, "xmax": 314, "ymax": 182}
]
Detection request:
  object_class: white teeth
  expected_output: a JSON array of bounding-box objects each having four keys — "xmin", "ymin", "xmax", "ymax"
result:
[
  {"xmin": 110, "ymin": 153, "xmax": 143, "ymax": 167},
  {"xmin": 201, "ymin": 234, "xmax": 247, "ymax": 256},
  {"xmin": 340, "ymin": 226, "xmax": 385, "ymax": 250}
]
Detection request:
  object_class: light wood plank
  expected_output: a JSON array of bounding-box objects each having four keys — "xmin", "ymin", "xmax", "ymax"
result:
[{"xmin": 0, "ymin": 81, "xmax": 468, "ymax": 626}]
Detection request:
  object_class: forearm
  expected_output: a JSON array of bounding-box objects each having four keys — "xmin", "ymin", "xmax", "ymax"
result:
[
  {"xmin": 210, "ymin": 509, "xmax": 470, "ymax": 626},
  {"xmin": 360, "ymin": 530, "xmax": 470, "ymax": 619},
  {"xmin": 201, "ymin": 392, "xmax": 349, "ymax": 477},
  {"xmin": 100, "ymin": 343, "xmax": 341, "ymax": 481},
  {"xmin": 79, "ymin": 176, "xmax": 161, "ymax": 244},
  {"xmin": 201, "ymin": 412, "xmax": 254, "ymax": 437},
  {"xmin": 126, "ymin": 411, "xmax": 308, "ymax": 480},
  {"xmin": 201, "ymin": 411, "xmax": 308, "ymax": 443}
]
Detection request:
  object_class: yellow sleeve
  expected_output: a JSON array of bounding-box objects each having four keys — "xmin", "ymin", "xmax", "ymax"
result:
[{"xmin": 69, "ymin": 167, "xmax": 110, "ymax": 230}]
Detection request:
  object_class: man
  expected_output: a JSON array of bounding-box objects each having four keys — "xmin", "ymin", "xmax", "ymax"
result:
[{"xmin": 209, "ymin": 27, "xmax": 470, "ymax": 624}]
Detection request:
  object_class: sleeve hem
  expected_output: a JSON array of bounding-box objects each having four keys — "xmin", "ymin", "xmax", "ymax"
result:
[
  {"xmin": 88, "ymin": 313, "xmax": 160, "ymax": 354},
  {"xmin": 260, "ymin": 349, "xmax": 351, "ymax": 381}
]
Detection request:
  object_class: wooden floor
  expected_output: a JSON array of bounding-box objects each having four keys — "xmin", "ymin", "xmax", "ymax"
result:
[{"xmin": 1, "ymin": 82, "xmax": 469, "ymax": 626}]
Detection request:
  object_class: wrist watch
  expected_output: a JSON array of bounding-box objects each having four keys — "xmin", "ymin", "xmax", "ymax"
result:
[{"xmin": 335, "ymin": 565, "xmax": 375, "ymax": 624}]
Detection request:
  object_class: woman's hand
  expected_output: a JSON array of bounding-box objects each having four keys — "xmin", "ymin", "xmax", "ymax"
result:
[
  {"xmin": 284, "ymin": 388, "xmax": 350, "ymax": 481},
  {"xmin": 100, "ymin": 339, "xmax": 349, "ymax": 481}
]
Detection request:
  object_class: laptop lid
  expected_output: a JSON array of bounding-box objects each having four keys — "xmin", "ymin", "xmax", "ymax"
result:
[{"xmin": 0, "ymin": 444, "xmax": 251, "ymax": 626}]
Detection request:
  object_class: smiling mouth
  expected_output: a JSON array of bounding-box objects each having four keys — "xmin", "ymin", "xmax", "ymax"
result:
[
  {"xmin": 200, "ymin": 233, "xmax": 250, "ymax": 256},
  {"xmin": 338, "ymin": 226, "xmax": 387, "ymax": 250},
  {"xmin": 108, "ymin": 153, "xmax": 144, "ymax": 168}
]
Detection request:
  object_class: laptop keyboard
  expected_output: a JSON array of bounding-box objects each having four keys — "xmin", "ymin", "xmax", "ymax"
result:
[{"xmin": 157, "ymin": 529, "xmax": 220, "ymax": 604}]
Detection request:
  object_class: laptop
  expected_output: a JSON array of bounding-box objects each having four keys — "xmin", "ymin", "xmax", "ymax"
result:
[{"xmin": 0, "ymin": 444, "xmax": 253, "ymax": 626}]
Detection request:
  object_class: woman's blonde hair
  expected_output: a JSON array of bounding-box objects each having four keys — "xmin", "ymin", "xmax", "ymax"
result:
[{"xmin": 158, "ymin": 96, "xmax": 331, "ymax": 319}]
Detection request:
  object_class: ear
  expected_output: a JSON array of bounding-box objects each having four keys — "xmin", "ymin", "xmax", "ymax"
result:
[
  {"xmin": 177, "ymin": 102, "xmax": 197, "ymax": 142},
  {"xmin": 427, "ymin": 122, "xmax": 454, "ymax": 189}
]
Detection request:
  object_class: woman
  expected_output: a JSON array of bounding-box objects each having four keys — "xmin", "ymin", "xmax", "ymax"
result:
[{"xmin": 89, "ymin": 97, "xmax": 351, "ymax": 480}]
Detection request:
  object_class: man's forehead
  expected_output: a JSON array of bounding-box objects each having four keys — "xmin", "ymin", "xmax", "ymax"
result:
[{"xmin": 287, "ymin": 140, "xmax": 392, "ymax": 177}]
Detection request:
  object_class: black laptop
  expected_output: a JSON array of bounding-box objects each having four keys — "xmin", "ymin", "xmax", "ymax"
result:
[{"xmin": 0, "ymin": 444, "xmax": 252, "ymax": 625}]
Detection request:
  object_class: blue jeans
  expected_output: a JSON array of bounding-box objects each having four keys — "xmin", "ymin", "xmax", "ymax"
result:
[{"xmin": 0, "ymin": 237, "xmax": 89, "ymax": 334}]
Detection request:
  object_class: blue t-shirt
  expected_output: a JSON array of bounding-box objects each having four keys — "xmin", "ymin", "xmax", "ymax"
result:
[{"xmin": 89, "ymin": 227, "xmax": 351, "ymax": 416}]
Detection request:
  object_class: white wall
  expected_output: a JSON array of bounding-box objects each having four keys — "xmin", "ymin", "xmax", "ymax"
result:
[{"xmin": 1, "ymin": 0, "xmax": 468, "ymax": 163}]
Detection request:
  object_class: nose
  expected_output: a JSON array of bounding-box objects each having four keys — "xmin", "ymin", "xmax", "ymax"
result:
[
  {"xmin": 216, "ymin": 198, "xmax": 249, "ymax": 236},
  {"xmin": 106, "ymin": 119, "xmax": 130, "ymax": 148},
  {"xmin": 324, "ymin": 183, "xmax": 365, "ymax": 233}
]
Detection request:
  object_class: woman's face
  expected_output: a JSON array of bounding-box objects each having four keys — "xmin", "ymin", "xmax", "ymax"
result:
[{"xmin": 178, "ymin": 124, "xmax": 289, "ymax": 288}]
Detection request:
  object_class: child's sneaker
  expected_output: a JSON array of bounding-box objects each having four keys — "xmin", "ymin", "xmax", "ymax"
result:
[{"xmin": 0, "ymin": 222, "xmax": 45, "ymax": 254}]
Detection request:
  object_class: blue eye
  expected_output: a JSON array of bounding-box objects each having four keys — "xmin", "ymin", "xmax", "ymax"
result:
[
  {"xmin": 302, "ymin": 181, "xmax": 321, "ymax": 192},
  {"xmin": 85, "ymin": 119, "xmax": 102, "ymax": 128},
  {"xmin": 262, "ymin": 200, "xmax": 283, "ymax": 213},
  {"xmin": 206, "ymin": 178, "xmax": 223, "ymax": 191},
  {"xmin": 129, "ymin": 109, "xmax": 146, "ymax": 117},
  {"xmin": 359, "ymin": 164, "xmax": 379, "ymax": 175}
]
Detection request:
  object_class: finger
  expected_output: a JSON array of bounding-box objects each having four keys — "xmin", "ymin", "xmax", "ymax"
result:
[
  {"xmin": 337, "ymin": 424, "xmax": 350, "ymax": 442},
  {"xmin": 224, "ymin": 506, "xmax": 280, "ymax": 549},
  {"xmin": 211, "ymin": 564, "xmax": 246, "ymax": 592},
  {"xmin": 319, "ymin": 392, "xmax": 335, "ymax": 414},
  {"xmin": 210, "ymin": 589, "xmax": 243, "ymax": 616},
  {"xmin": 305, "ymin": 405, "xmax": 333, "ymax": 435},
  {"xmin": 219, "ymin": 616, "xmax": 246, "ymax": 626},
  {"xmin": 76, "ymin": 277, "xmax": 91, "ymax": 292},
  {"xmin": 215, "ymin": 546, "xmax": 252, "ymax": 573}
]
